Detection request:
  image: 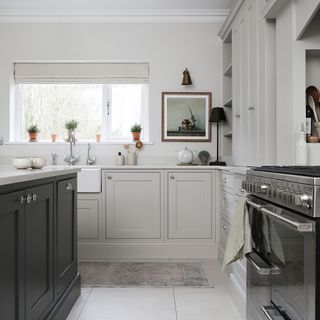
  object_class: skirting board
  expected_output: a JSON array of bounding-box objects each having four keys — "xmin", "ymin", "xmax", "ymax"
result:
[
  {"xmin": 78, "ymin": 244, "xmax": 218, "ymax": 260},
  {"xmin": 230, "ymin": 273, "xmax": 246, "ymax": 320}
]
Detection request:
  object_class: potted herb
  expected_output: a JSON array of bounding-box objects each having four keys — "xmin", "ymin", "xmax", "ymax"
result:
[
  {"xmin": 65, "ymin": 119, "xmax": 79, "ymax": 141},
  {"xmin": 130, "ymin": 123, "xmax": 142, "ymax": 141},
  {"xmin": 27, "ymin": 124, "xmax": 40, "ymax": 142}
]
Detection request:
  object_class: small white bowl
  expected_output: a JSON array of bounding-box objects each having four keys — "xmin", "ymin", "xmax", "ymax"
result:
[
  {"xmin": 31, "ymin": 157, "xmax": 47, "ymax": 169},
  {"xmin": 12, "ymin": 157, "xmax": 33, "ymax": 169}
]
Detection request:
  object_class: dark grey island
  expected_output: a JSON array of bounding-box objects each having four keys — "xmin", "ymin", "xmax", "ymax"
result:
[{"xmin": 0, "ymin": 166, "xmax": 81, "ymax": 320}]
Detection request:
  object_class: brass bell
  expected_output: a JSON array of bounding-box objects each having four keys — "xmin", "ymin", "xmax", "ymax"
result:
[{"xmin": 181, "ymin": 68, "xmax": 192, "ymax": 85}]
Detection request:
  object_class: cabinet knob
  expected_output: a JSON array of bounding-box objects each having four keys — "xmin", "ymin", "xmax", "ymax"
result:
[
  {"xmin": 19, "ymin": 195, "xmax": 27, "ymax": 204},
  {"xmin": 248, "ymin": 106, "xmax": 255, "ymax": 111},
  {"xmin": 223, "ymin": 224, "xmax": 228, "ymax": 230},
  {"xmin": 107, "ymin": 176, "xmax": 112, "ymax": 180},
  {"xmin": 223, "ymin": 177, "xmax": 227, "ymax": 183},
  {"xmin": 170, "ymin": 175, "xmax": 175, "ymax": 180},
  {"xmin": 26, "ymin": 194, "xmax": 32, "ymax": 204},
  {"xmin": 32, "ymin": 194, "xmax": 37, "ymax": 202},
  {"xmin": 66, "ymin": 182, "xmax": 73, "ymax": 191},
  {"xmin": 239, "ymin": 187, "xmax": 245, "ymax": 193}
]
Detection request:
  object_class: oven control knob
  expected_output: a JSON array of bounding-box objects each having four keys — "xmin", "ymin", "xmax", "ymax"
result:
[{"xmin": 295, "ymin": 194, "xmax": 312, "ymax": 209}]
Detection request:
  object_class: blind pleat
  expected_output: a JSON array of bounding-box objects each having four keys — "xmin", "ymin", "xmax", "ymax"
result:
[{"xmin": 14, "ymin": 62, "xmax": 149, "ymax": 83}]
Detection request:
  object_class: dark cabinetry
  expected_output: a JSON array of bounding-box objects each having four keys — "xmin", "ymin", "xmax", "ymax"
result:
[{"xmin": 0, "ymin": 174, "xmax": 80, "ymax": 320}]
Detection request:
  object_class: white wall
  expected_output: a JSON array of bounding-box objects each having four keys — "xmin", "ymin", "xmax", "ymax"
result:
[{"xmin": 0, "ymin": 22, "xmax": 223, "ymax": 165}]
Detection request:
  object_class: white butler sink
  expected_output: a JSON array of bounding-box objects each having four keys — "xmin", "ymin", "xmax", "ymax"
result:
[{"xmin": 77, "ymin": 166, "xmax": 101, "ymax": 193}]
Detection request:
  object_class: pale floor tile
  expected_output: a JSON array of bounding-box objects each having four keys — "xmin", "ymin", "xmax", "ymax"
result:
[
  {"xmin": 174, "ymin": 287, "xmax": 243, "ymax": 320},
  {"xmin": 66, "ymin": 288, "xmax": 92, "ymax": 320},
  {"xmin": 77, "ymin": 288, "xmax": 177, "ymax": 320}
]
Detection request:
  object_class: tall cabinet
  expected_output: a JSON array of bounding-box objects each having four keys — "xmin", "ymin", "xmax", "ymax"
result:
[{"xmin": 220, "ymin": 0, "xmax": 276, "ymax": 166}]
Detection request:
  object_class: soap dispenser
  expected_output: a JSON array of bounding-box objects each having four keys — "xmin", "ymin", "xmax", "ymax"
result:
[
  {"xmin": 116, "ymin": 152, "xmax": 124, "ymax": 166},
  {"xmin": 296, "ymin": 123, "xmax": 307, "ymax": 165}
]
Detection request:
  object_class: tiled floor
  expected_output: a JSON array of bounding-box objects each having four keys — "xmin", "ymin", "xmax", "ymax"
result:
[{"xmin": 67, "ymin": 259, "xmax": 243, "ymax": 320}]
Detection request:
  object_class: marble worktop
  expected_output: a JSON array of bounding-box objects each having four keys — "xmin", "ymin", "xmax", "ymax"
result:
[{"xmin": 0, "ymin": 165, "xmax": 81, "ymax": 186}]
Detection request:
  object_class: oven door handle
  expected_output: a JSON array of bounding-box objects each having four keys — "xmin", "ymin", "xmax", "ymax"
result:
[
  {"xmin": 246, "ymin": 252, "xmax": 270, "ymax": 275},
  {"xmin": 261, "ymin": 306, "xmax": 286, "ymax": 320},
  {"xmin": 261, "ymin": 207, "xmax": 313, "ymax": 233},
  {"xmin": 246, "ymin": 199, "xmax": 262, "ymax": 210}
]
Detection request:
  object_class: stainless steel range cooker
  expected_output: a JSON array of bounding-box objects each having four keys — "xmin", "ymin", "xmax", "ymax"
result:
[{"xmin": 243, "ymin": 166, "xmax": 320, "ymax": 320}]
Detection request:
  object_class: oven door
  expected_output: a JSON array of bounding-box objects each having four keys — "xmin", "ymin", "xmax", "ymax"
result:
[{"xmin": 246, "ymin": 198, "xmax": 316, "ymax": 320}]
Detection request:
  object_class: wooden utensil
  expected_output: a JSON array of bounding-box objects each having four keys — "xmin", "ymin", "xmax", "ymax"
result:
[
  {"xmin": 306, "ymin": 86, "xmax": 320, "ymax": 105},
  {"xmin": 308, "ymin": 95, "xmax": 319, "ymax": 122}
]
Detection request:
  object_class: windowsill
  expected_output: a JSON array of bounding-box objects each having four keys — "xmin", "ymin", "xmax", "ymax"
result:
[{"xmin": 5, "ymin": 140, "xmax": 154, "ymax": 146}]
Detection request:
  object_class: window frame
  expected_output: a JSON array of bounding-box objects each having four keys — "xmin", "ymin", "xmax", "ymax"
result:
[{"xmin": 13, "ymin": 83, "xmax": 150, "ymax": 143}]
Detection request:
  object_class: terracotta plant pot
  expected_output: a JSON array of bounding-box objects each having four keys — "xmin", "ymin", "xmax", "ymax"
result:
[
  {"xmin": 29, "ymin": 132, "xmax": 38, "ymax": 142},
  {"xmin": 96, "ymin": 134, "xmax": 101, "ymax": 143},
  {"xmin": 51, "ymin": 134, "xmax": 57, "ymax": 142},
  {"xmin": 132, "ymin": 131, "xmax": 141, "ymax": 141}
]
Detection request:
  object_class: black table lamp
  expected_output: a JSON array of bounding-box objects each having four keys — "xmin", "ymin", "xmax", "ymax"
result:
[{"xmin": 209, "ymin": 107, "xmax": 226, "ymax": 166}]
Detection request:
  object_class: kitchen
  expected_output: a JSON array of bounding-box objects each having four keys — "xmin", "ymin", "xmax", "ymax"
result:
[{"xmin": 0, "ymin": 0, "xmax": 320, "ymax": 319}]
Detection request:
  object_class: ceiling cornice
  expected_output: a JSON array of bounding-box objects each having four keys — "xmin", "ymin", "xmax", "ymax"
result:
[
  {"xmin": 218, "ymin": 0, "xmax": 244, "ymax": 40},
  {"xmin": 0, "ymin": 9, "xmax": 229, "ymax": 23}
]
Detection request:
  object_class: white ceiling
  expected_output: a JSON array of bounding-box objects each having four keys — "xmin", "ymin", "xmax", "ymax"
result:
[{"xmin": 0, "ymin": 0, "xmax": 235, "ymax": 11}]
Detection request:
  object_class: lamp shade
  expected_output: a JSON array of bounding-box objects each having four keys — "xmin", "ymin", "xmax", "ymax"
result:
[{"xmin": 209, "ymin": 107, "xmax": 226, "ymax": 123}]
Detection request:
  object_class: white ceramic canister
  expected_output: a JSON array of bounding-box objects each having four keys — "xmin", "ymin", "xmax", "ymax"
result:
[
  {"xmin": 177, "ymin": 147, "xmax": 195, "ymax": 164},
  {"xmin": 127, "ymin": 152, "xmax": 137, "ymax": 166}
]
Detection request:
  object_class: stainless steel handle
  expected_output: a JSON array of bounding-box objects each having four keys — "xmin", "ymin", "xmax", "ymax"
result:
[
  {"xmin": 107, "ymin": 176, "xmax": 112, "ymax": 180},
  {"xmin": 32, "ymin": 194, "xmax": 37, "ymax": 202},
  {"xmin": 66, "ymin": 182, "xmax": 73, "ymax": 191},
  {"xmin": 19, "ymin": 195, "xmax": 27, "ymax": 204},
  {"xmin": 246, "ymin": 253, "xmax": 270, "ymax": 275},
  {"xmin": 261, "ymin": 306, "xmax": 285, "ymax": 320},
  {"xmin": 246, "ymin": 199, "xmax": 262, "ymax": 210},
  {"xmin": 170, "ymin": 175, "xmax": 174, "ymax": 180},
  {"xmin": 26, "ymin": 194, "xmax": 32, "ymax": 204},
  {"xmin": 261, "ymin": 207, "xmax": 313, "ymax": 233}
]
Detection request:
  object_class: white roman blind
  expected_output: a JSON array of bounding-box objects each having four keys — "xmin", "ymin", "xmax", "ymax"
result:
[{"xmin": 14, "ymin": 62, "xmax": 149, "ymax": 83}]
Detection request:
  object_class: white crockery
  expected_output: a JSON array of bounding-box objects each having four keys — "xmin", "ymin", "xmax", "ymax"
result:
[
  {"xmin": 177, "ymin": 147, "xmax": 195, "ymax": 164},
  {"xmin": 31, "ymin": 157, "xmax": 47, "ymax": 169},
  {"xmin": 12, "ymin": 157, "xmax": 33, "ymax": 169}
]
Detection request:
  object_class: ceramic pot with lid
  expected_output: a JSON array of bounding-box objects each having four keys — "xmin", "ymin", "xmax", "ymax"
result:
[{"xmin": 177, "ymin": 147, "xmax": 196, "ymax": 165}]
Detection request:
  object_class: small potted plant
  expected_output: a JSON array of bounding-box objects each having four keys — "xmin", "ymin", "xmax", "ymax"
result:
[
  {"xmin": 51, "ymin": 133, "xmax": 57, "ymax": 142},
  {"xmin": 65, "ymin": 119, "xmax": 79, "ymax": 141},
  {"xmin": 27, "ymin": 124, "xmax": 40, "ymax": 142},
  {"xmin": 130, "ymin": 123, "xmax": 142, "ymax": 141},
  {"xmin": 96, "ymin": 126, "xmax": 102, "ymax": 143}
]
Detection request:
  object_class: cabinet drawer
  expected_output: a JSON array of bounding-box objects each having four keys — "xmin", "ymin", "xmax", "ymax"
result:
[
  {"xmin": 221, "ymin": 190, "xmax": 235, "ymax": 223},
  {"xmin": 220, "ymin": 218, "xmax": 230, "ymax": 250},
  {"xmin": 221, "ymin": 172, "xmax": 234, "ymax": 190},
  {"xmin": 234, "ymin": 174, "xmax": 247, "ymax": 197}
]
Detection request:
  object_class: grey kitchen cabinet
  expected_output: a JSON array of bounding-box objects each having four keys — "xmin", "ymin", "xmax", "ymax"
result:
[
  {"xmin": 104, "ymin": 172, "xmax": 161, "ymax": 239},
  {"xmin": 168, "ymin": 172, "xmax": 212, "ymax": 239},
  {"xmin": 56, "ymin": 178, "xmax": 78, "ymax": 298},
  {"xmin": 0, "ymin": 174, "xmax": 80, "ymax": 320},
  {"xmin": 0, "ymin": 191, "xmax": 24, "ymax": 320},
  {"xmin": 25, "ymin": 183, "xmax": 54, "ymax": 320}
]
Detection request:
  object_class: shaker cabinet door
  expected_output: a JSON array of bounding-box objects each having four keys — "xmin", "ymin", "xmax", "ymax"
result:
[
  {"xmin": 25, "ymin": 183, "xmax": 54, "ymax": 320},
  {"xmin": 0, "ymin": 191, "xmax": 24, "ymax": 320},
  {"xmin": 105, "ymin": 172, "xmax": 161, "ymax": 239},
  {"xmin": 168, "ymin": 172, "xmax": 212, "ymax": 239},
  {"xmin": 56, "ymin": 178, "xmax": 78, "ymax": 297}
]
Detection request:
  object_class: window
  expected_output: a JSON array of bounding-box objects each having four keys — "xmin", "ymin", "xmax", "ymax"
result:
[{"xmin": 12, "ymin": 62, "xmax": 150, "ymax": 142}]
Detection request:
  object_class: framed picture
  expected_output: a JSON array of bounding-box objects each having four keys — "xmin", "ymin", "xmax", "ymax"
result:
[{"xmin": 161, "ymin": 92, "xmax": 212, "ymax": 142}]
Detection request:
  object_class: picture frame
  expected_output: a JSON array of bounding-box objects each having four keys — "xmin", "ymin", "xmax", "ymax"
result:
[{"xmin": 161, "ymin": 92, "xmax": 212, "ymax": 142}]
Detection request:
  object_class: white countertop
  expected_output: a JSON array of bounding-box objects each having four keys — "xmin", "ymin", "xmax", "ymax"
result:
[{"xmin": 0, "ymin": 165, "xmax": 81, "ymax": 186}]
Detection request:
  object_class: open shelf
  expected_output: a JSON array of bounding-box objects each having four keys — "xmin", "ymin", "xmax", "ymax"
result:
[
  {"xmin": 224, "ymin": 131, "xmax": 232, "ymax": 138},
  {"xmin": 224, "ymin": 63, "xmax": 232, "ymax": 76},
  {"xmin": 224, "ymin": 97, "xmax": 232, "ymax": 107}
]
